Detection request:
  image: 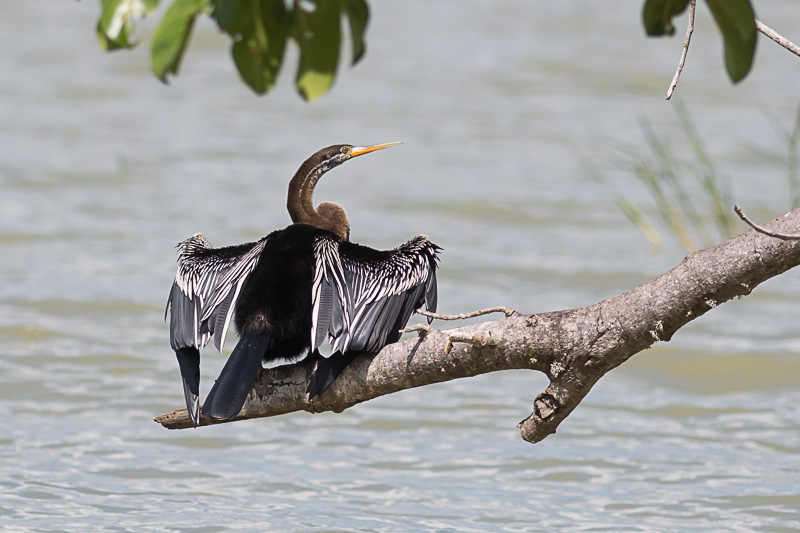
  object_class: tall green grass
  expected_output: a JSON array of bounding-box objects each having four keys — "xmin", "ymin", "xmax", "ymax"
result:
[{"xmin": 601, "ymin": 103, "xmax": 800, "ymax": 253}]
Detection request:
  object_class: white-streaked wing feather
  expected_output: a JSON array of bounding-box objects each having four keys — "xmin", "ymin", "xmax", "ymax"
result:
[
  {"xmin": 166, "ymin": 233, "xmax": 267, "ymax": 353},
  {"xmin": 311, "ymin": 236, "xmax": 351, "ymax": 352},
  {"xmin": 311, "ymin": 234, "xmax": 440, "ymax": 355}
]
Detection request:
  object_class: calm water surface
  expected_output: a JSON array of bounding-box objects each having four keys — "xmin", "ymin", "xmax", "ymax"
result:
[{"xmin": 1, "ymin": 1, "xmax": 800, "ymax": 531}]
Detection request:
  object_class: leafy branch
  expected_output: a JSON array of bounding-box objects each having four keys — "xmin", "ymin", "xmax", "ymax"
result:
[
  {"xmin": 96, "ymin": 0, "xmax": 369, "ymax": 100},
  {"xmin": 643, "ymin": 0, "xmax": 757, "ymax": 83},
  {"xmin": 95, "ymin": 1, "xmax": 795, "ymax": 99}
]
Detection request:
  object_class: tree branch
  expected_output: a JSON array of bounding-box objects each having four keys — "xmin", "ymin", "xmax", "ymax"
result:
[
  {"xmin": 155, "ymin": 208, "xmax": 800, "ymax": 443},
  {"xmin": 665, "ymin": 15, "xmax": 800, "ymax": 99},
  {"xmin": 756, "ymin": 20, "xmax": 800, "ymax": 58},
  {"xmin": 415, "ymin": 306, "xmax": 519, "ymax": 320},
  {"xmin": 734, "ymin": 205, "xmax": 800, "ymax": 240},
  {"xmin": 666, "ymin": 0, "xmax": 696, "ymax": 100}
]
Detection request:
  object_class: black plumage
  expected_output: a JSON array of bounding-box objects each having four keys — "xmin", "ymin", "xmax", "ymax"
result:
[{"xmin": 165, "ymin": 143, "xmax": 441, "ymax": 426}]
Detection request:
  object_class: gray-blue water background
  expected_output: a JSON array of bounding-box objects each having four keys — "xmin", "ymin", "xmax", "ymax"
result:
[{"xmin": 1, "ymin": 1, "xmax": 799, "ymax": 531}]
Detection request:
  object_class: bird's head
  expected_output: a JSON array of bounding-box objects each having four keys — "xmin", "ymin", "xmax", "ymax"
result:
[
  {"xmin": 288, "ymin": 142, "xmax": 404, "ymax": 240},
  {"xmin": 311, "ymin": 142, "xmax": 404, "ymax": 174}
]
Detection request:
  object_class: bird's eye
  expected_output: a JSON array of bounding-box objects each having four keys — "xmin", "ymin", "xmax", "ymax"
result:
[{"xmin": 341, "ymin": 146, "xmax": 349, "ymax": 155}]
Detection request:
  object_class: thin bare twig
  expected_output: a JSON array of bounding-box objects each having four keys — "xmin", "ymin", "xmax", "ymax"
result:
[
  {"xmin": 415, "ymin": 306, "xmax": 519, "ymax": 320},
  {"xmin": 756, "ymin": 20, "xmax": 800, "ymax": 58},
  {"xmin": 399, "ymin": 323, "xmax": 435, "ymax": 337},
  {"xmin": 401, "ymin": 320, "xmax": 502, "ymax": 354},
  {"xmin": 664, "ymin": 13, "xmax": 799, "ymax": 99},
  {"xmin": 404, "ymin": 309, "xmax": 514, "ymax": 350},
  {"xmin": 444, "ymin": 332, "xmax": 498, "ymax": 355},
  {"xmin": 735, "ymin": 205, "xmax": 800, "ymax": 240},
  {"xmin": 666, "ymin": 0, "xmax": 696, "ymax": 100}
]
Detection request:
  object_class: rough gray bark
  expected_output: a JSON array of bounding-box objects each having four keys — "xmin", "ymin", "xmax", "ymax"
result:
[{"xmin": 155, "ymin": 208, "xmax": 800, "ymax": 443}]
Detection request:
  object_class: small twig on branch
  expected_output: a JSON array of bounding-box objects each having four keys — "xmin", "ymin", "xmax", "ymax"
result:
[
  {"xmin": 400, "ymin": 322, "xmax": 435, "ymax": 337},
  {"xmin": 402, "ymin": 310, "xmax": 510, "ymax": 352},
  {"xmin": 444, "ymin": 331, "xmax": 498, "ymax": 355},
  {"xmin": 735, "ymin": 205, "xmax": 800, "ymax": 240},
  {"xmin": 416, "ymin": 306, "xmax": 519, "ymax": 320},
  {"xmin": 756, "ymin": 20, "xmax": 800, "ymax": 58},
  {"xmin": 666, "ymin": 0, "xmax": 696, "ymax": 100}
]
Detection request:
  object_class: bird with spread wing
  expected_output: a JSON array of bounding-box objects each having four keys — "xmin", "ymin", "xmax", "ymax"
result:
[{"xmin": 165, "ymin": 143, "xmax": 441, "ymax": 427}]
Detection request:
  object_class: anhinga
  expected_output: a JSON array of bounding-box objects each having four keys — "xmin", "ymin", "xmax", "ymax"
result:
[{"xmin": 166, "ymin": 143, "xmax": 441, "ymax": 427}]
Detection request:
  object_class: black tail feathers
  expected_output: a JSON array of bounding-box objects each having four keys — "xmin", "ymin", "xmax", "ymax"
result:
[
  {"xmin": 202, "ymin": 331, "xmax": 271, "ymax": 420},
  {"xmin": 175, "ymin": 347, "xmax": 201, "ymax": 427}
]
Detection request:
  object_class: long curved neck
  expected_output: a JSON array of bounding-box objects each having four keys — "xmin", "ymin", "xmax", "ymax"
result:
[
  {"xmin": 287, "ymin": 157, "xmax": 350, "ymax": 240},
  {"xmin": 287, "ymin": 157, "xmax": 323, "ymax": 224}
]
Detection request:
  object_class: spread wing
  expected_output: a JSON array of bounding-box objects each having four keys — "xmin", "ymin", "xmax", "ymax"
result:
[
  {"xmin": 311, "ymin": 234, "xmax": 440, "ymax": 355},
  {"xmin": 166, "ymin": 233, "xmax": 267, "ymax": 353}
]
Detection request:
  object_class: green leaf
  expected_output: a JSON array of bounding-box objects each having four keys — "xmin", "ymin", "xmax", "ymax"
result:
[
  {"xmin": 293, "ymin": 0, "xmax": 341, "ymax": 101},
  {"xmin": 151, "ymin": 0, "xmax": 203, "ymax": 82},
  {"xmin": 97, "ymin": 0, "xmax": 133, "ymax": 50},
  {"xmin": 342, "ymin": 0, "xmax": 369, "ymax": 65},
  {"xmin": 97, "ymin": 0, "xmax": 160, "ymax": 51},
  {"xmin": 212, "ymin": 0, "xmax": 246, "ymax": 34},
  {"xmin": 705, "ymin": 0, "xmax": 757, "ymax": 83},
  {"xmin": 214, "ymin": 0, "xmax": 289, "ymax": 95},
  {"xmin": 211, "ymin": 0, "xmax": 370, "ymax": 98},
  {"xmin": 642, "ymin": 0, "xmax": 691, "ymax": 36}
]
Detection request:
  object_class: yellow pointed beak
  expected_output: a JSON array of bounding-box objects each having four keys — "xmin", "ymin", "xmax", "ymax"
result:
[{"xmin": 349, "ymin": 141, "xmax": 404, "ymax": 158}]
